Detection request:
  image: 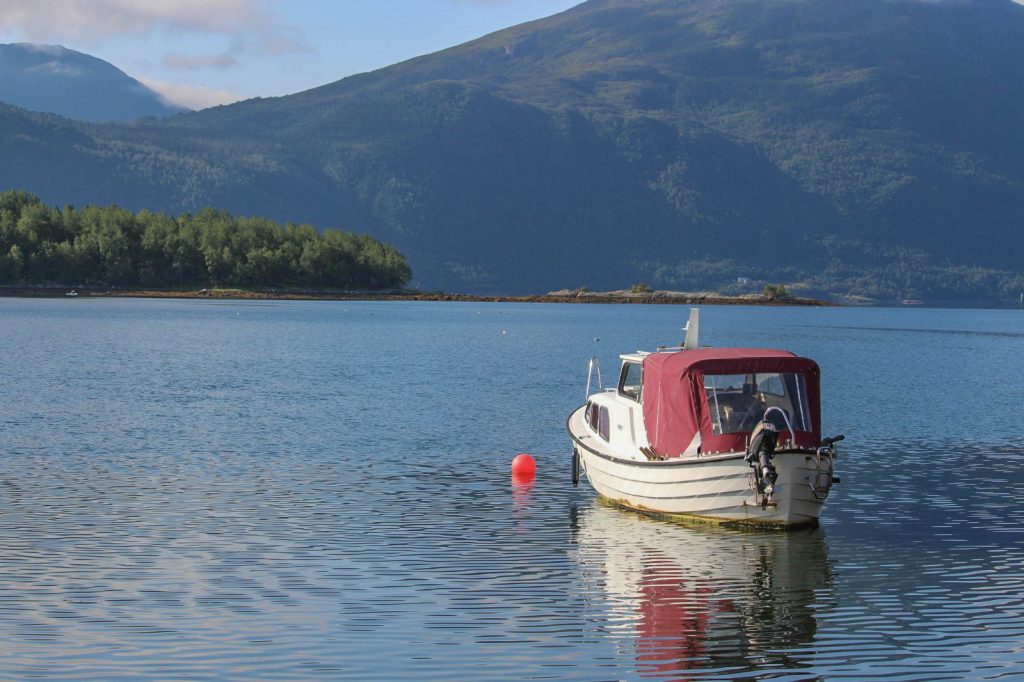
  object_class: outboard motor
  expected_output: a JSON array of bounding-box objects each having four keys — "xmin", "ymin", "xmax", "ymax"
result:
[{"xmin": 746, "ymin": 420, "xmax": 779, "ymax": 503}]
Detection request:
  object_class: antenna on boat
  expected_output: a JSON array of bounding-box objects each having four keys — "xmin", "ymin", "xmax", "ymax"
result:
[{"xmin": 682, "ymin": 308, "xmax": 700, "ymax": 350}]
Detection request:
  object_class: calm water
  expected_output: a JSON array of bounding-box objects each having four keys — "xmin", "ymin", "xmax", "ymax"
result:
[{"xmin": 1, "ymin": 299, "xmax": 1022, "ymax": 680}]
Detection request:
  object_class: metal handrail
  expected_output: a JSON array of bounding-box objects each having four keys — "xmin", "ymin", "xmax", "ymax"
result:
[{"xmin": 763, "ymin": 406, "xmax": 796, "ymax": 446}]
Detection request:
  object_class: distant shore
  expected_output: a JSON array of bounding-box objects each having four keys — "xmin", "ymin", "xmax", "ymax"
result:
[{"xmin": 0, "ymin": 286, "xmax": 835, "ymax": 306}]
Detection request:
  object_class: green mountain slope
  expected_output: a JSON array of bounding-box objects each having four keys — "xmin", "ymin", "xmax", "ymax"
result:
[
  {"xmin": 1, "ymin": 0, "xmax": 1023, "ymax": 301},
  {"xmin": 0, "ymin": 43, "xmax": 185, "ymax": 121}
]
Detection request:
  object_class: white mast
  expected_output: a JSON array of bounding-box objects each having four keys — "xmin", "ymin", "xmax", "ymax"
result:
[{"xmin": 682, "ymin": 308, "xmax": 700, "ymax": 350}]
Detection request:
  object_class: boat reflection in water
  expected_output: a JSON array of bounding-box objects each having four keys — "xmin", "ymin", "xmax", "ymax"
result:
[{"xmin": 570, "ymin": 501, "xmax": 831, "ymax": 679}]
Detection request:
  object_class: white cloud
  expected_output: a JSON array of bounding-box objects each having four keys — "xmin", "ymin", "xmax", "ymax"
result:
[
  {"xmin": 138, "ymin": 77, "xmax": 247, "ymax": 111},
  {"xmin": 22, "ymin": 43, "xmax": 69, "ymax": 56},
  {"xmin": 159, "ymin": 30, "xmax": 309, "ymax": 72},
  {"xmin": 30, "ymin": 61, "xmax": 85, "ymax": 76},
  {"xmin": 0, "ymin": 0, "xmax": 308, "ymax": 62},
  {"xmin": 1, "ymin": 0, "xmax": 269, "ymax": 40},
  {"xmin": 163, "ymin": 52, "xmax": 239, "ymax": 71}
]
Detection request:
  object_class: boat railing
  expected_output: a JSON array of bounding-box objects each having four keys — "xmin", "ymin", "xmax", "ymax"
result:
[{"xmin": 763, "ymin": 406, "xmax": 796, "ymax": 445}]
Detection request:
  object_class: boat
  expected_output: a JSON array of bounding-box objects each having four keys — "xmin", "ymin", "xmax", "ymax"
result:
[
  {"xmin": 65, "ymin": 290, "xmax": 79, "ymax": 297},
  {"xmin": 567, "ymin": 309, "xmax": 843, "ymax": 528}
]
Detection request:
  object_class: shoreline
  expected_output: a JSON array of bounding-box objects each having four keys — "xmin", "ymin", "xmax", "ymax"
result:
[{"xmin": 0, "ymin": 286, "xmax": 835, "ymax": 306}]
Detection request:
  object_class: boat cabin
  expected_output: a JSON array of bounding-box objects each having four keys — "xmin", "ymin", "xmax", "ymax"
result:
[
  {"xmin": 583, "ymin": 353, "xmax": 649, "ymax": 457},
  {"xmin": 584, "ymin": 348, "xmax": 821, "ymax": 460}
]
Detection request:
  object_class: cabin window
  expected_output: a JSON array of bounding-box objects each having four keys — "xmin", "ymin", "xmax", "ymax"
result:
[
  {"xmin": 618, "ymin": 362, "xmax": 643, "ymax": 402},
  {"xmin": 704, "ymin": 372, "xmax": 812, "ymax": 435},
  {"xmin": 586, "ymin": 401, "xmax": 611, "ymax": 441}
]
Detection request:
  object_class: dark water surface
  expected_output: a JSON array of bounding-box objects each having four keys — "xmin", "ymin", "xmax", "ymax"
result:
[{"xmin": 1, "ymin": 299, "xmax": 1022, "ymax": 680}]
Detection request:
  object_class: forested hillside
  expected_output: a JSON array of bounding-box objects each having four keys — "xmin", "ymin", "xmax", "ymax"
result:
[
  {"xmin": 1, "ymin": 0, "xmax": 1022, "ymax": 302},
  {"xmin": 0, "ymin": 192, "xmax": 410, "ymax": 290},
  {"xmin": 0, "ymin": 43, "xmax": 184, "ymax": 122}
]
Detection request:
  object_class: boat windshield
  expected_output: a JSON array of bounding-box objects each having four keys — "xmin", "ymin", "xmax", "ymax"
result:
[{"xmin": 704, "ymin": 372, "xmax": 812, "ymax": 435}]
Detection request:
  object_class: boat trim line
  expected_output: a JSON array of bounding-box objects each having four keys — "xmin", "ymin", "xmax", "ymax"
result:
[{"xmin": 567, "ymin": 406, "xmax": 814, "ymax": 468}]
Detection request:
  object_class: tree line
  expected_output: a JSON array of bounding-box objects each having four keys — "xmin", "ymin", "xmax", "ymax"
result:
[{"xmin": 0, "ymin": 191, "xmax": 411, "ymax": 290}]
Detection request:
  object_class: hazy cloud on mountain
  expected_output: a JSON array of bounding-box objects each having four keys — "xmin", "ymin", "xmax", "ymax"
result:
[
  {"xmin": 136, "ymin": 76, "xmax": 246, "ymax": 109},
  {"xmin": 0, "ymin": 0, "xmax": 308, "ymax": 68},
  {"xmin": 0, "ymin": 0, "xmax": 283, "ymax": 42}
]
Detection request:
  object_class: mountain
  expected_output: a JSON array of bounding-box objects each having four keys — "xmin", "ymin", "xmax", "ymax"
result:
[
  {"xmin": 0, "ymin": 43, "xmax": 185, "ymax": 122},
  {"xmin": 1, "ymin": 0, "xmax": 1023, "ymax": 302}
]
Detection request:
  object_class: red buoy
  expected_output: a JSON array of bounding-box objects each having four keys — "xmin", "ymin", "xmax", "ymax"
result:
[{"xmin": 511, "ymin": 453, "xmax": 536, "ymax": 478}]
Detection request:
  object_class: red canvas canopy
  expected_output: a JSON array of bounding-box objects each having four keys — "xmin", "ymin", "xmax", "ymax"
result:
[{"xmin": 641, "ymin": 348, "xmax": 821, "ymax": 457}]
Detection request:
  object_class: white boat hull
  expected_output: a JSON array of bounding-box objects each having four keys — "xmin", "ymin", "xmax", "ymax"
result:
[{"xmin": 568, "ymin": 406, "xmax": 829, "ymax": 528}]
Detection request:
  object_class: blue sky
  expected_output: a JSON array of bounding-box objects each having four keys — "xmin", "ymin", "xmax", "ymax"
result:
[{"xmin": 0, "ymin": 0, "xmax": 582, "ymax": 109}]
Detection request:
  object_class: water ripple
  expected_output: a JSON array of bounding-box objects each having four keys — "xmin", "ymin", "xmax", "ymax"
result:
[{"xmin": 0, "ymin": 300, "xmax": 1022, "ymax": 679}]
